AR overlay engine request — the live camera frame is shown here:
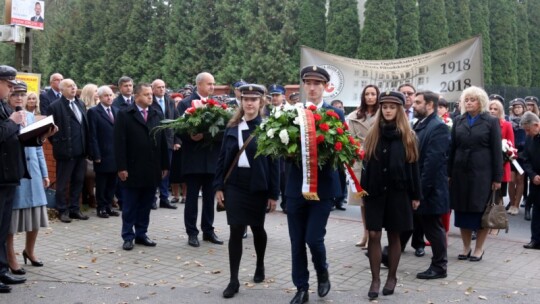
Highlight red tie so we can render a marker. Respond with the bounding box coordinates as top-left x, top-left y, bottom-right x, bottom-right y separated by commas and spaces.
142, 109, 148, 122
